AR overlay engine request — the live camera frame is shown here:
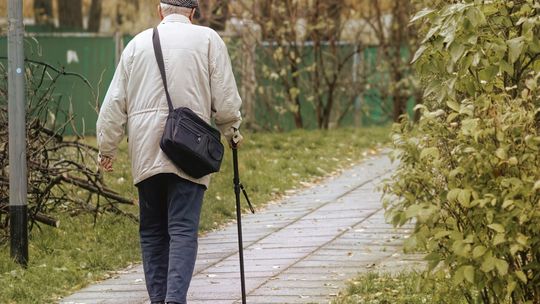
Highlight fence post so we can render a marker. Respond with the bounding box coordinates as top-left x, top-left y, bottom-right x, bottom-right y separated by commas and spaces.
114, 31, 124, 67
240, 21, 260, 129
8, 0, 29, 267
